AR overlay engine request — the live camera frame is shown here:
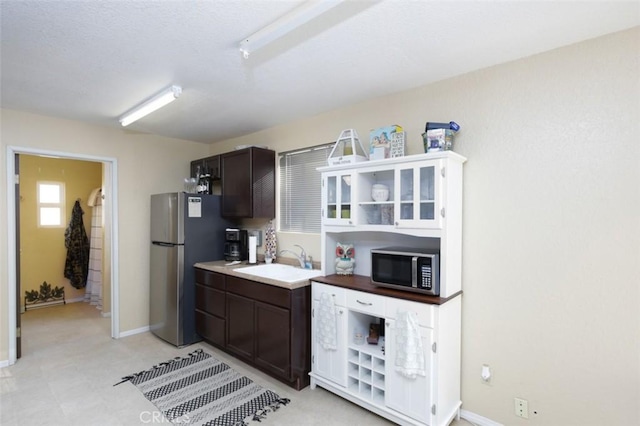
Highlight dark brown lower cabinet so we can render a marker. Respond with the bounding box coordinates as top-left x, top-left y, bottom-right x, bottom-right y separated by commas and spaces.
226, 292, 255, 360
254, 301, 290, 378
195, 268, 310, 390
195, 271, 226, 347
